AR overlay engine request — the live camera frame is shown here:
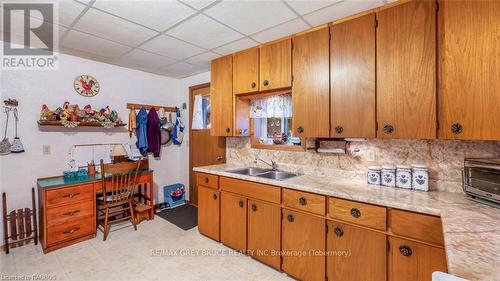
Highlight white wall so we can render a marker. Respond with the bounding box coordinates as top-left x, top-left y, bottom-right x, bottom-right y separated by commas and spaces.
0, 49, 208, 232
